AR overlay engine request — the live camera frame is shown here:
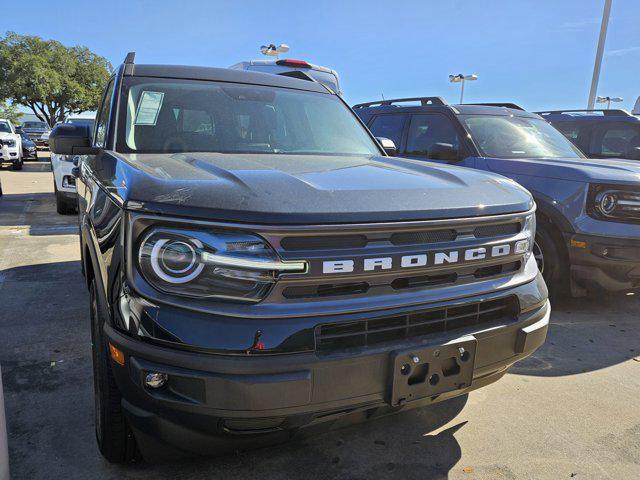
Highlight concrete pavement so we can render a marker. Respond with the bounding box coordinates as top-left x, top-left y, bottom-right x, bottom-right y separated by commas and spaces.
0, 155, 639, 479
